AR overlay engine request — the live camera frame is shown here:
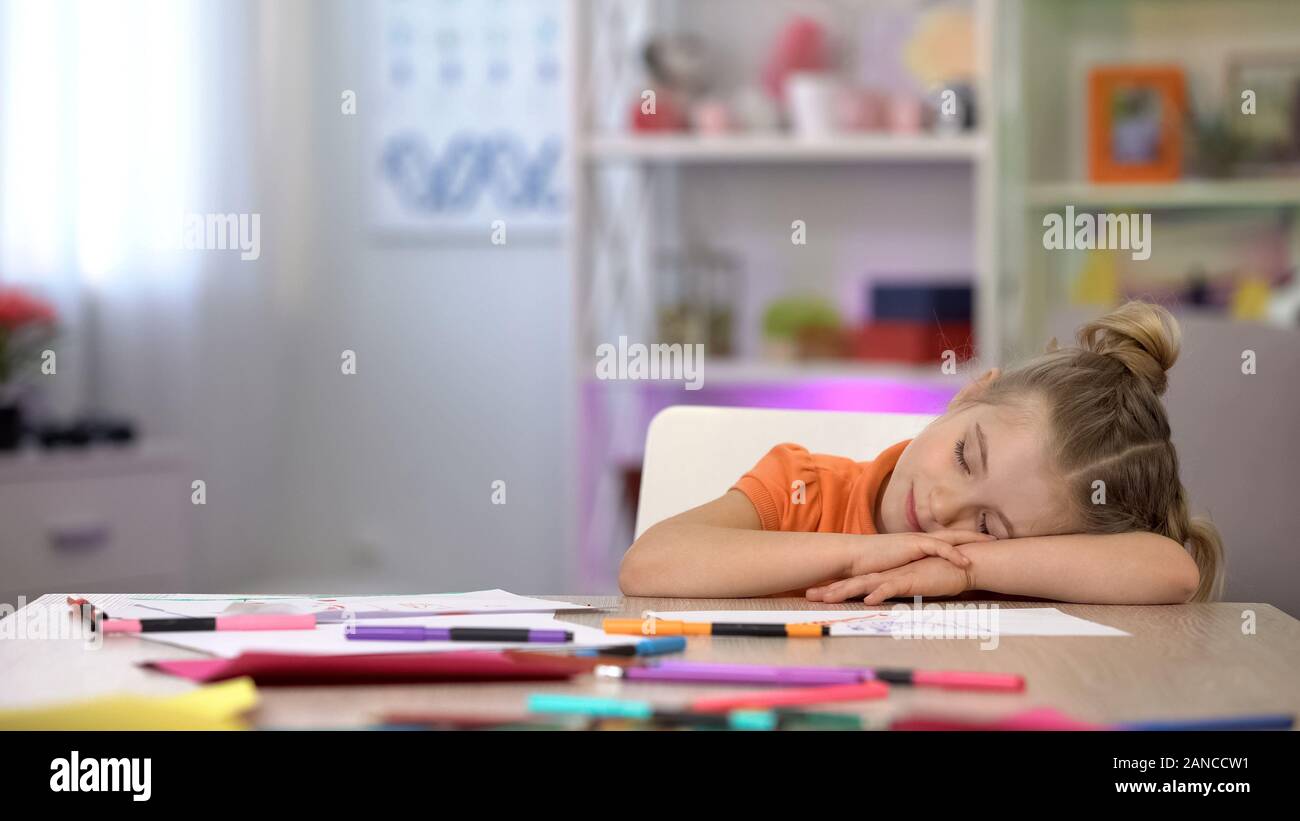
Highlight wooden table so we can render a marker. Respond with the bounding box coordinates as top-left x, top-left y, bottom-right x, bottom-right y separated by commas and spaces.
3, 597, 1298, 728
